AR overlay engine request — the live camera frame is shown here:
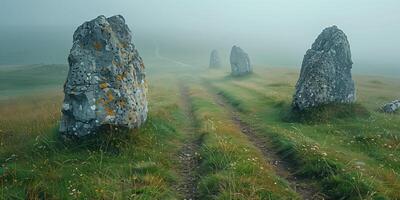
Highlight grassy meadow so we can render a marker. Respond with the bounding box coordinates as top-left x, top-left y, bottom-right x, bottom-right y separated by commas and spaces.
1, 60, 400, 199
